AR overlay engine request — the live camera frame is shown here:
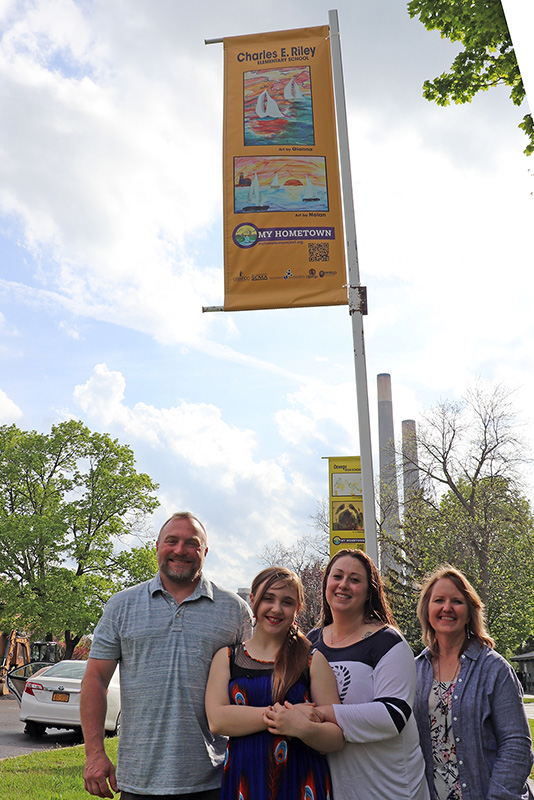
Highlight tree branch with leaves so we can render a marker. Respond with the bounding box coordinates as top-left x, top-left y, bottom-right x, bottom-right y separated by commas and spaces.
384, 384, 534, 654
408, 0, 533, 155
